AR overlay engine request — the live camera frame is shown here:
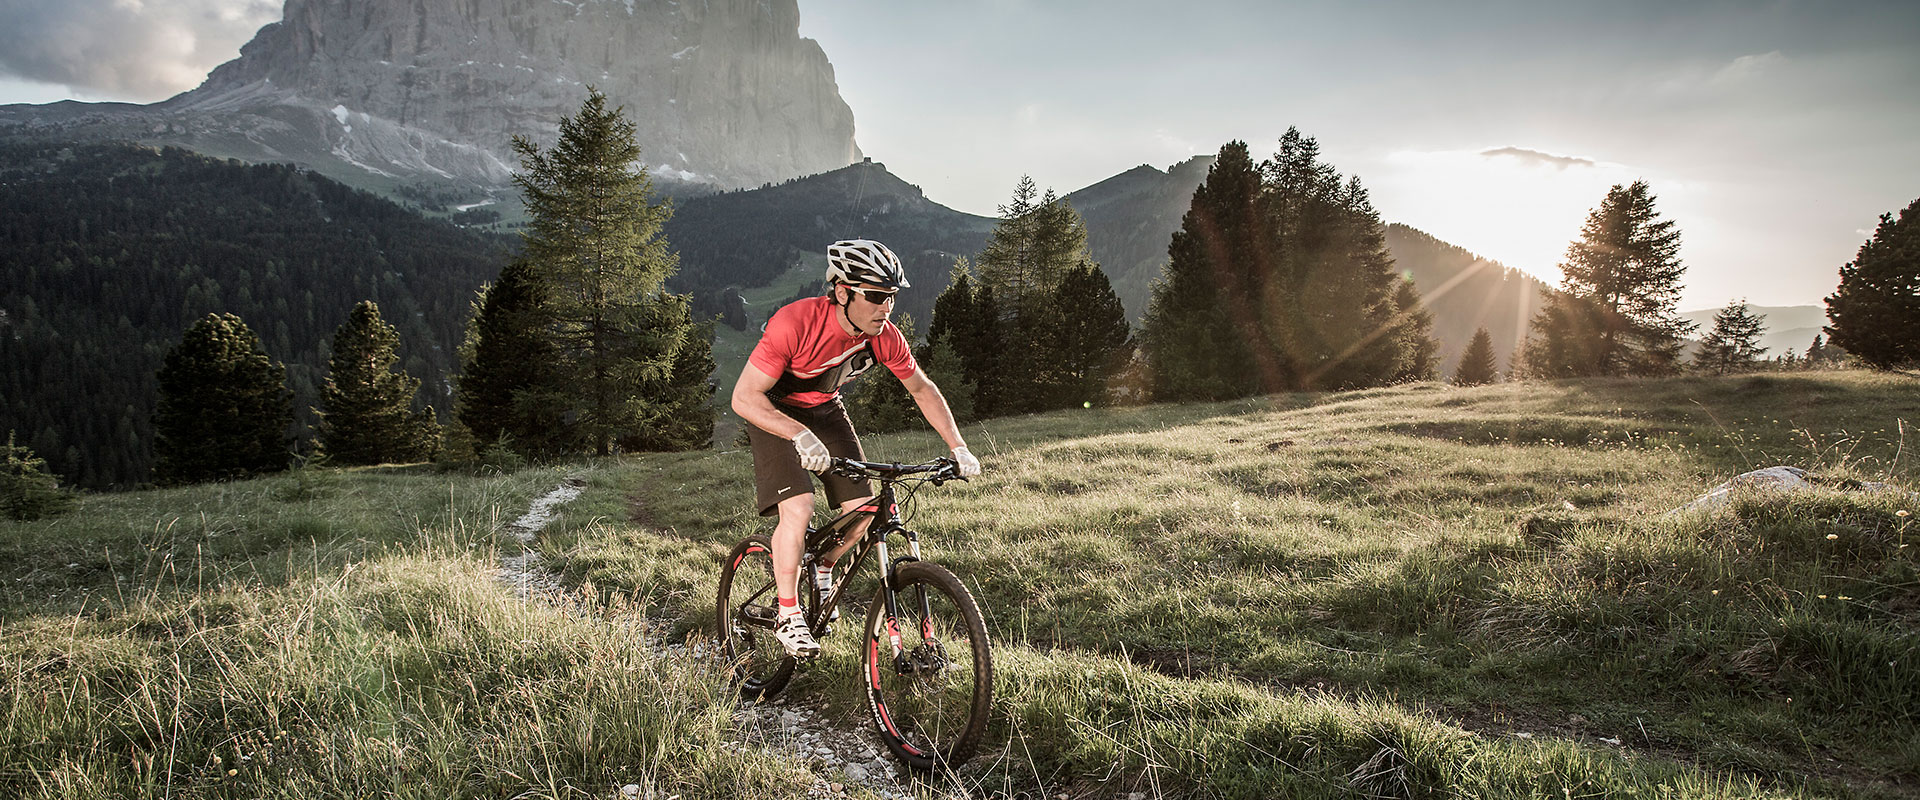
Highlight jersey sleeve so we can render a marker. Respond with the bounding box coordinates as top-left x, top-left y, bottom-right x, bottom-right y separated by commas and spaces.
874, 322, 919, 380
748, 304, 800, 378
